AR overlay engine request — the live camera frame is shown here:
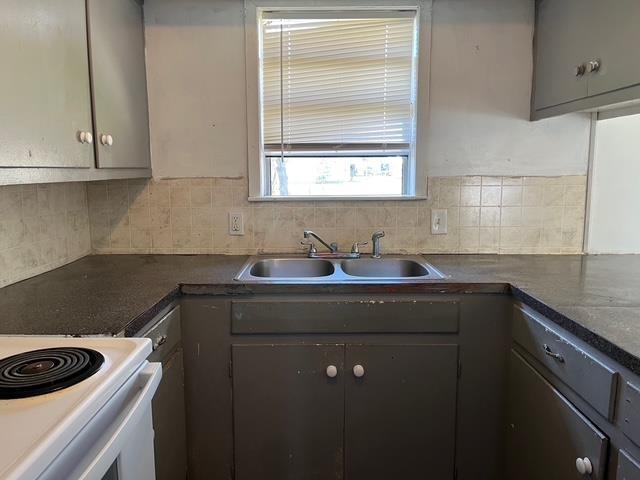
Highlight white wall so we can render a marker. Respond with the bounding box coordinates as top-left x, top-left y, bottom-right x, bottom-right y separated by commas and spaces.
587, 114, 640, 254
144, 0, 591, 179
